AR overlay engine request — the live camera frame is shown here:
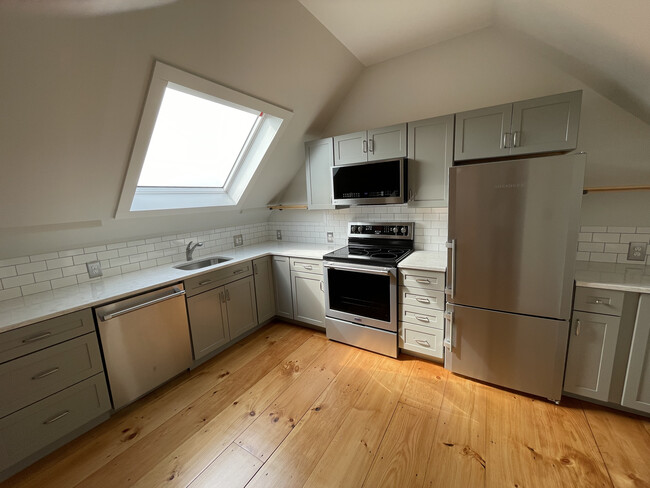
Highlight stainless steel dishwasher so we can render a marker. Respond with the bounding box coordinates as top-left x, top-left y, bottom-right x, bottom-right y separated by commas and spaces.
95, 284, 192, 410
